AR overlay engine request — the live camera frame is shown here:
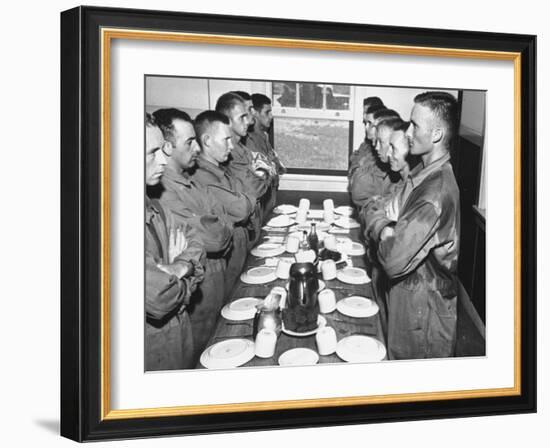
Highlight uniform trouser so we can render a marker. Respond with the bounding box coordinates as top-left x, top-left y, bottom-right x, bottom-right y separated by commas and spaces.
224, 227, 249, 298
188, 257, 226, 363
145, 311, 194, 371
369, 264, 388, 343
387, 284, 457, 360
